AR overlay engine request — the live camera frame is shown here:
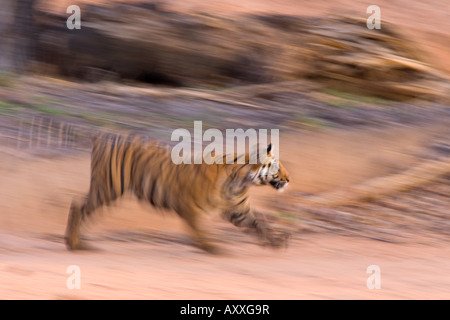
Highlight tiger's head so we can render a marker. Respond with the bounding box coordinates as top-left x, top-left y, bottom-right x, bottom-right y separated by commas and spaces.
249, 144, 290, 191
